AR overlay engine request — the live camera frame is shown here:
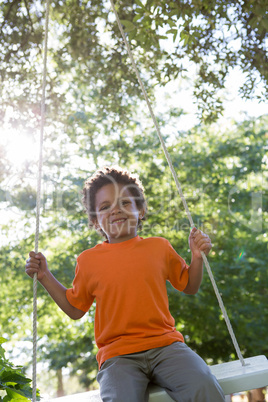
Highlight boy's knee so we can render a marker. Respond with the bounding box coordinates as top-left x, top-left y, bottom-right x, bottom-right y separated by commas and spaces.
195, 371, 225, 401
